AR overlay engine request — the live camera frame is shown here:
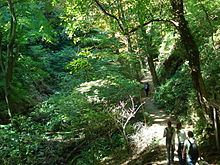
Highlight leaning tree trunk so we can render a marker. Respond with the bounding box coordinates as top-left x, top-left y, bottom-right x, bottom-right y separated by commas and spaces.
170, 0, 220, 150
170, 0, 209, 111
